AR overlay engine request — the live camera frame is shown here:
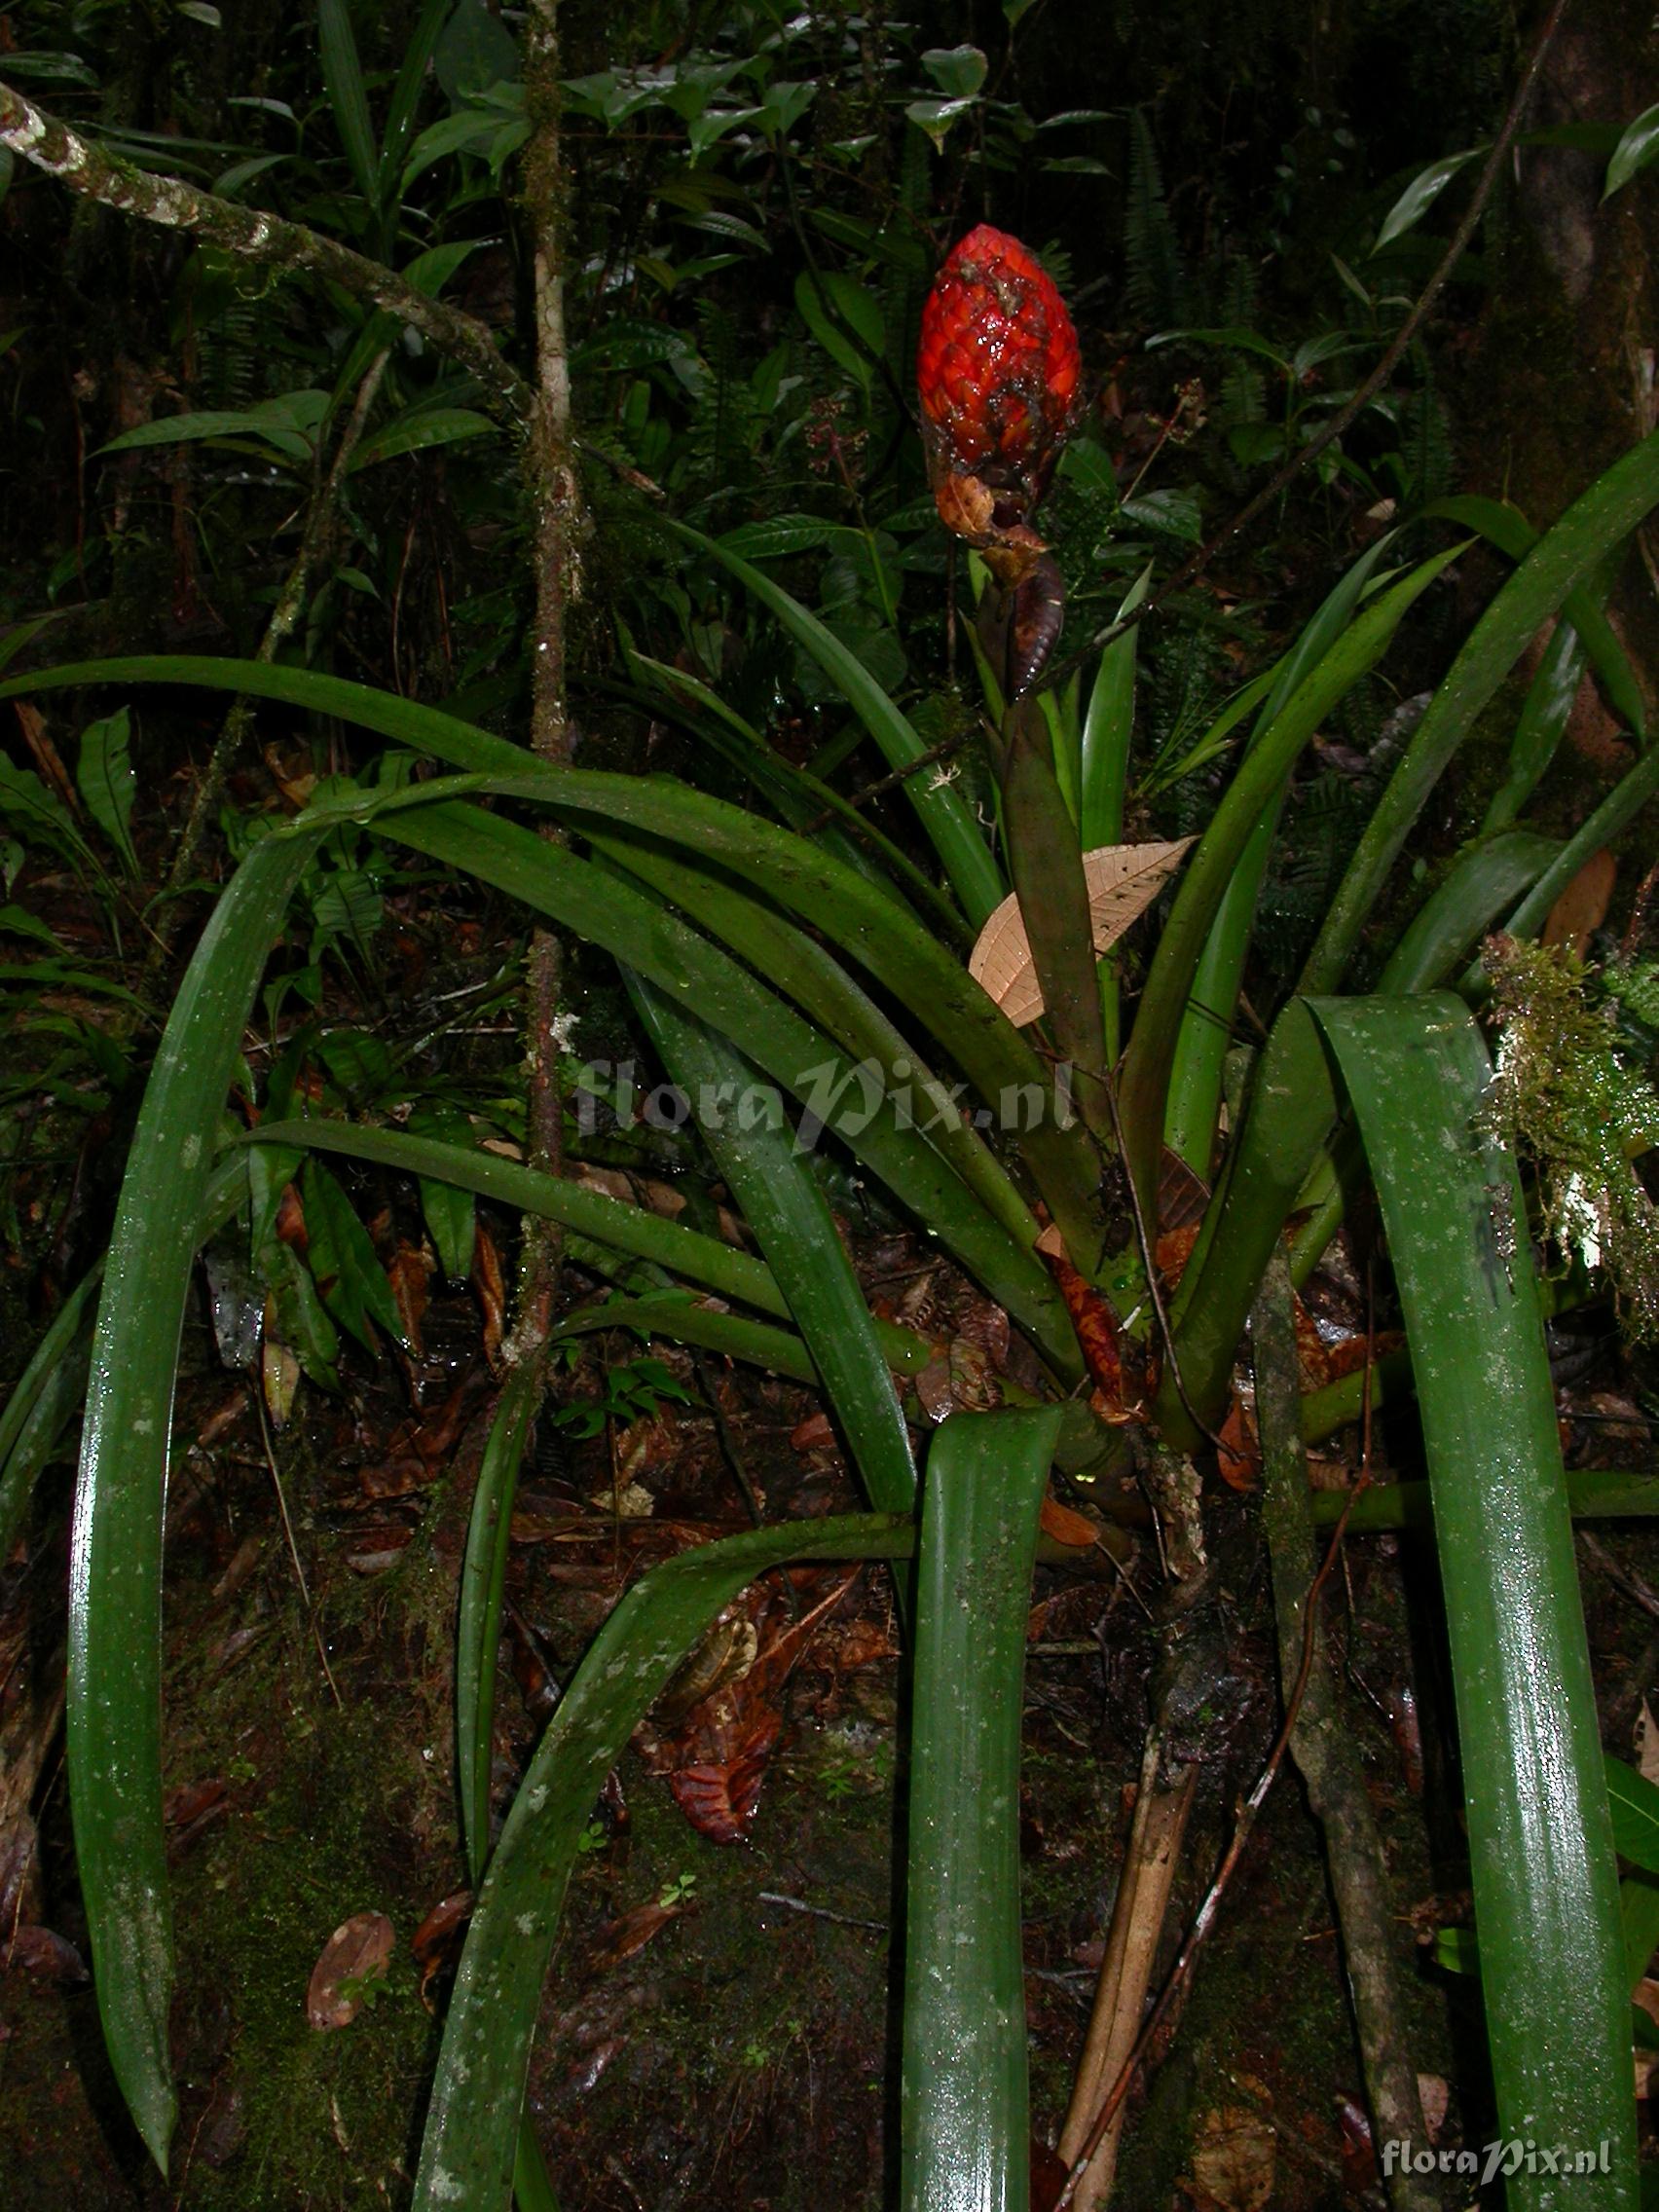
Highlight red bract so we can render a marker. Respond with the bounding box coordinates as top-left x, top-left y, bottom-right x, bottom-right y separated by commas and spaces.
916, 224, 1081, 501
